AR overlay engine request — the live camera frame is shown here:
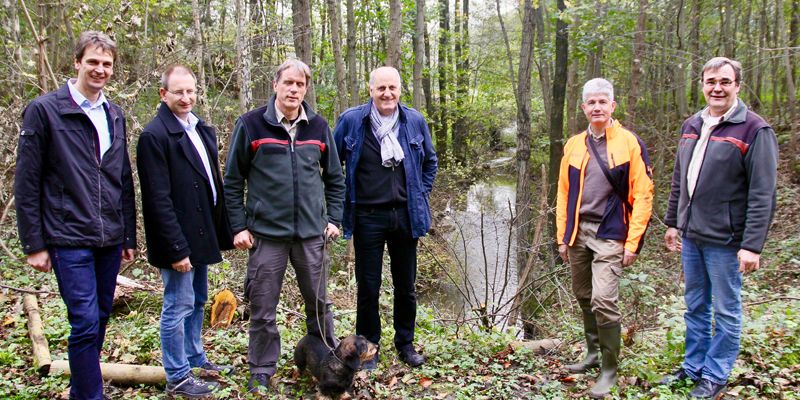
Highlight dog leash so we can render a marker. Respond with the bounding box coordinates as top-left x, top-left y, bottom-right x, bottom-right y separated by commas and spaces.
315, 234, 336, 354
